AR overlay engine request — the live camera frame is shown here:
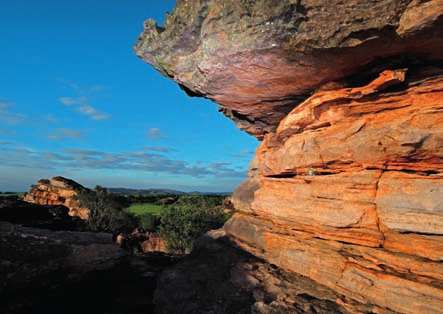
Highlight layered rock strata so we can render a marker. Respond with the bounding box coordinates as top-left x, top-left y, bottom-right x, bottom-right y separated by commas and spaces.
135, 0, 443, 139
229, 70, 443, 314
136, 0, 443, 313
23, 176, 89, 218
